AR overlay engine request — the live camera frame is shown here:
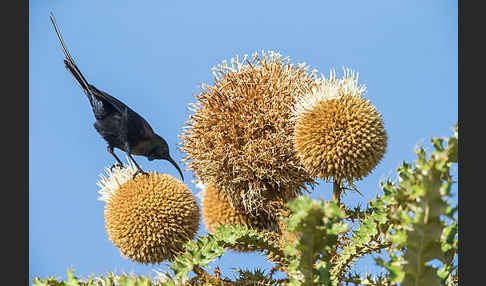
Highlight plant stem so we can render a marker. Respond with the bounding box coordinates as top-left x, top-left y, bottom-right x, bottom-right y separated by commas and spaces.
333, 178, 342, 205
